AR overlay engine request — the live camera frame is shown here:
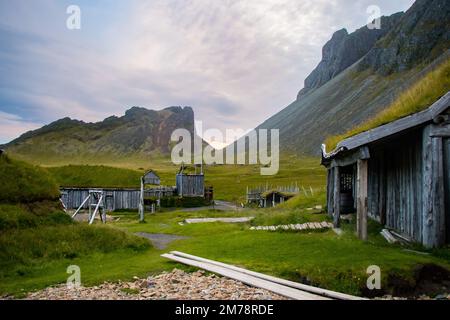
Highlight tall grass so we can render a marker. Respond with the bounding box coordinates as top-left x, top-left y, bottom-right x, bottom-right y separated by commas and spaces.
325, 58, 450, 151
0, 155, 59, 203
48, 165, 143, 188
